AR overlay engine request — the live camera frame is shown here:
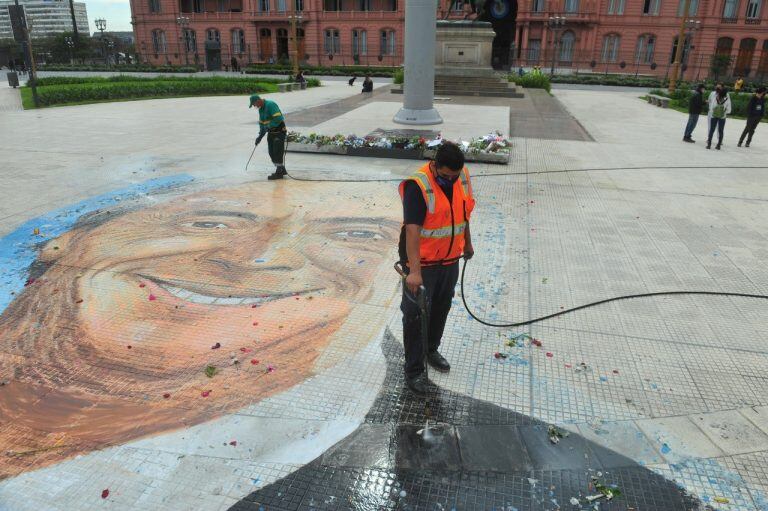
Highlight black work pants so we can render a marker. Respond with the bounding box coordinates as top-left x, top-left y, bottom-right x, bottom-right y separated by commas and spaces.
739, 117, 761, 145
267, 129, 286, 165
401, 262, 459, 379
